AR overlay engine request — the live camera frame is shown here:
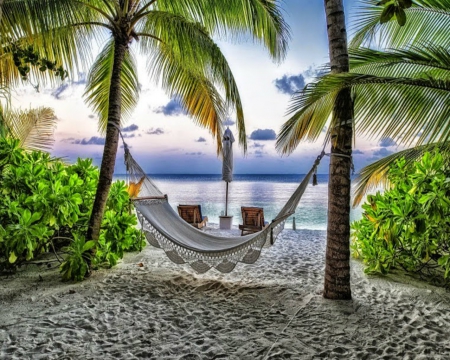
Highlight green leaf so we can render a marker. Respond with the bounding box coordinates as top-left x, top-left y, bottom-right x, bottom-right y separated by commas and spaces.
49, 215, 56, 226
380, 4, 396, 23
395, 7, 407, 26
9, 252, 17, 263
82, 240, 96, 252
30, 211, 42, 223
398, 0, 413, 9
